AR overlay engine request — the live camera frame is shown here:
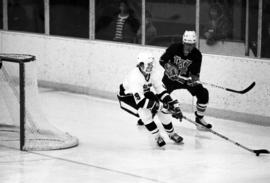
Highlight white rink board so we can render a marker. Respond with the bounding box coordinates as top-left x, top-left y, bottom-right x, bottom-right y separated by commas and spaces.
0, 31, 270, 120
